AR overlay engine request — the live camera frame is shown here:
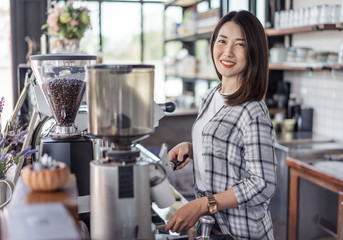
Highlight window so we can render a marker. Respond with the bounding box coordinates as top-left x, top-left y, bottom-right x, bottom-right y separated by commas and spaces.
79, 1, 100, 55
256, 0, 266, 27
101, 2, 141, 63
70, 0, 166, 101
143, 3, 164, 101
0, 0, 12, 128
